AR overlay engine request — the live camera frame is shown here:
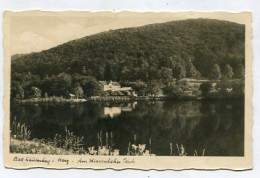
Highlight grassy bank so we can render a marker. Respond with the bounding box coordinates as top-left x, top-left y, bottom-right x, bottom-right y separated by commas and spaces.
10, 121, 205, 156
10, 138, 73, 155
14, 97, 87, 103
